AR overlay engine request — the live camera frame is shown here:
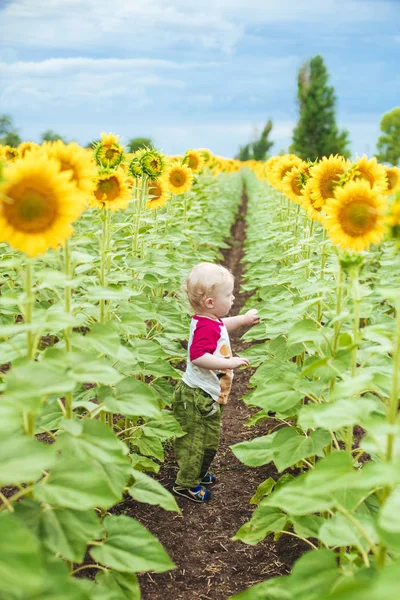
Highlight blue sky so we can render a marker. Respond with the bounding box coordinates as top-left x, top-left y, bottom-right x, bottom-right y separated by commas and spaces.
0, 0, 399, 158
